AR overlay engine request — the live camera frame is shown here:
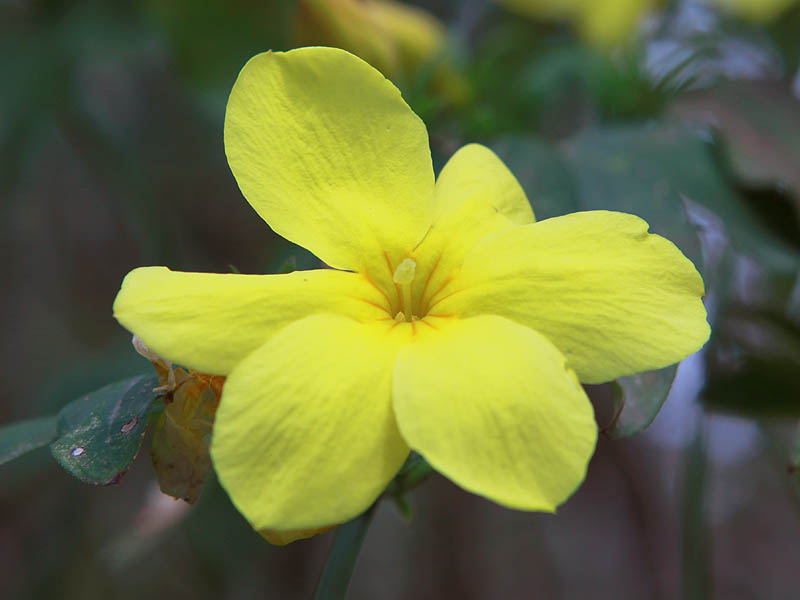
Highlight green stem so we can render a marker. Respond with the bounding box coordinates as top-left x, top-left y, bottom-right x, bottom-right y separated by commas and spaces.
681, 421, 711, 600
312, 504, 377, 600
